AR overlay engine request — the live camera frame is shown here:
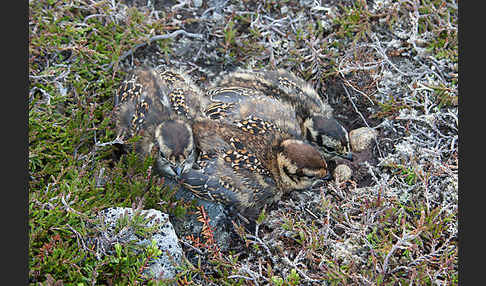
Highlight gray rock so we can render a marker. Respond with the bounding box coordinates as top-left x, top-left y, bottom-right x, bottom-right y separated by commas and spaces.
349, 127, 378, 153
165, 180, 232, 252
97, 207, 183, 280
333, 164, 353, 182
193, 0, 203, 8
